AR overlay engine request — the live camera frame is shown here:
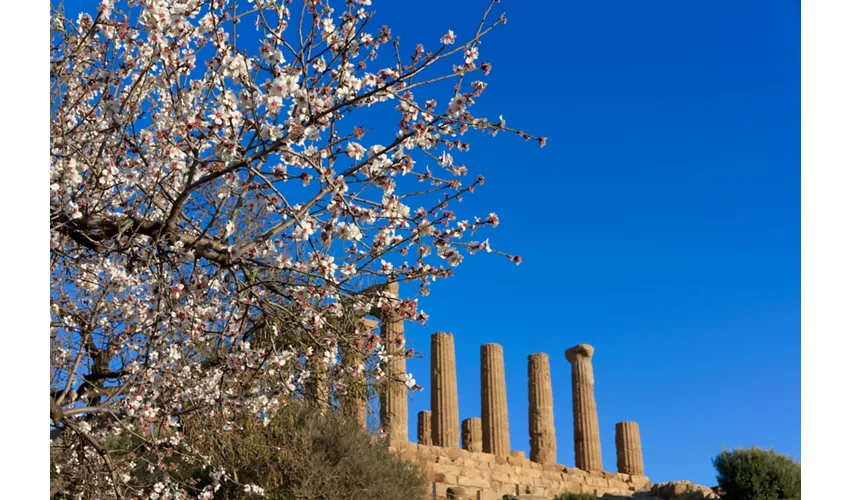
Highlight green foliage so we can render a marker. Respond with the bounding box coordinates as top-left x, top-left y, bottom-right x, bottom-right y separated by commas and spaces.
712, 447, 801, 500
553, 492, 597, 500
180, 403, 428, 500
